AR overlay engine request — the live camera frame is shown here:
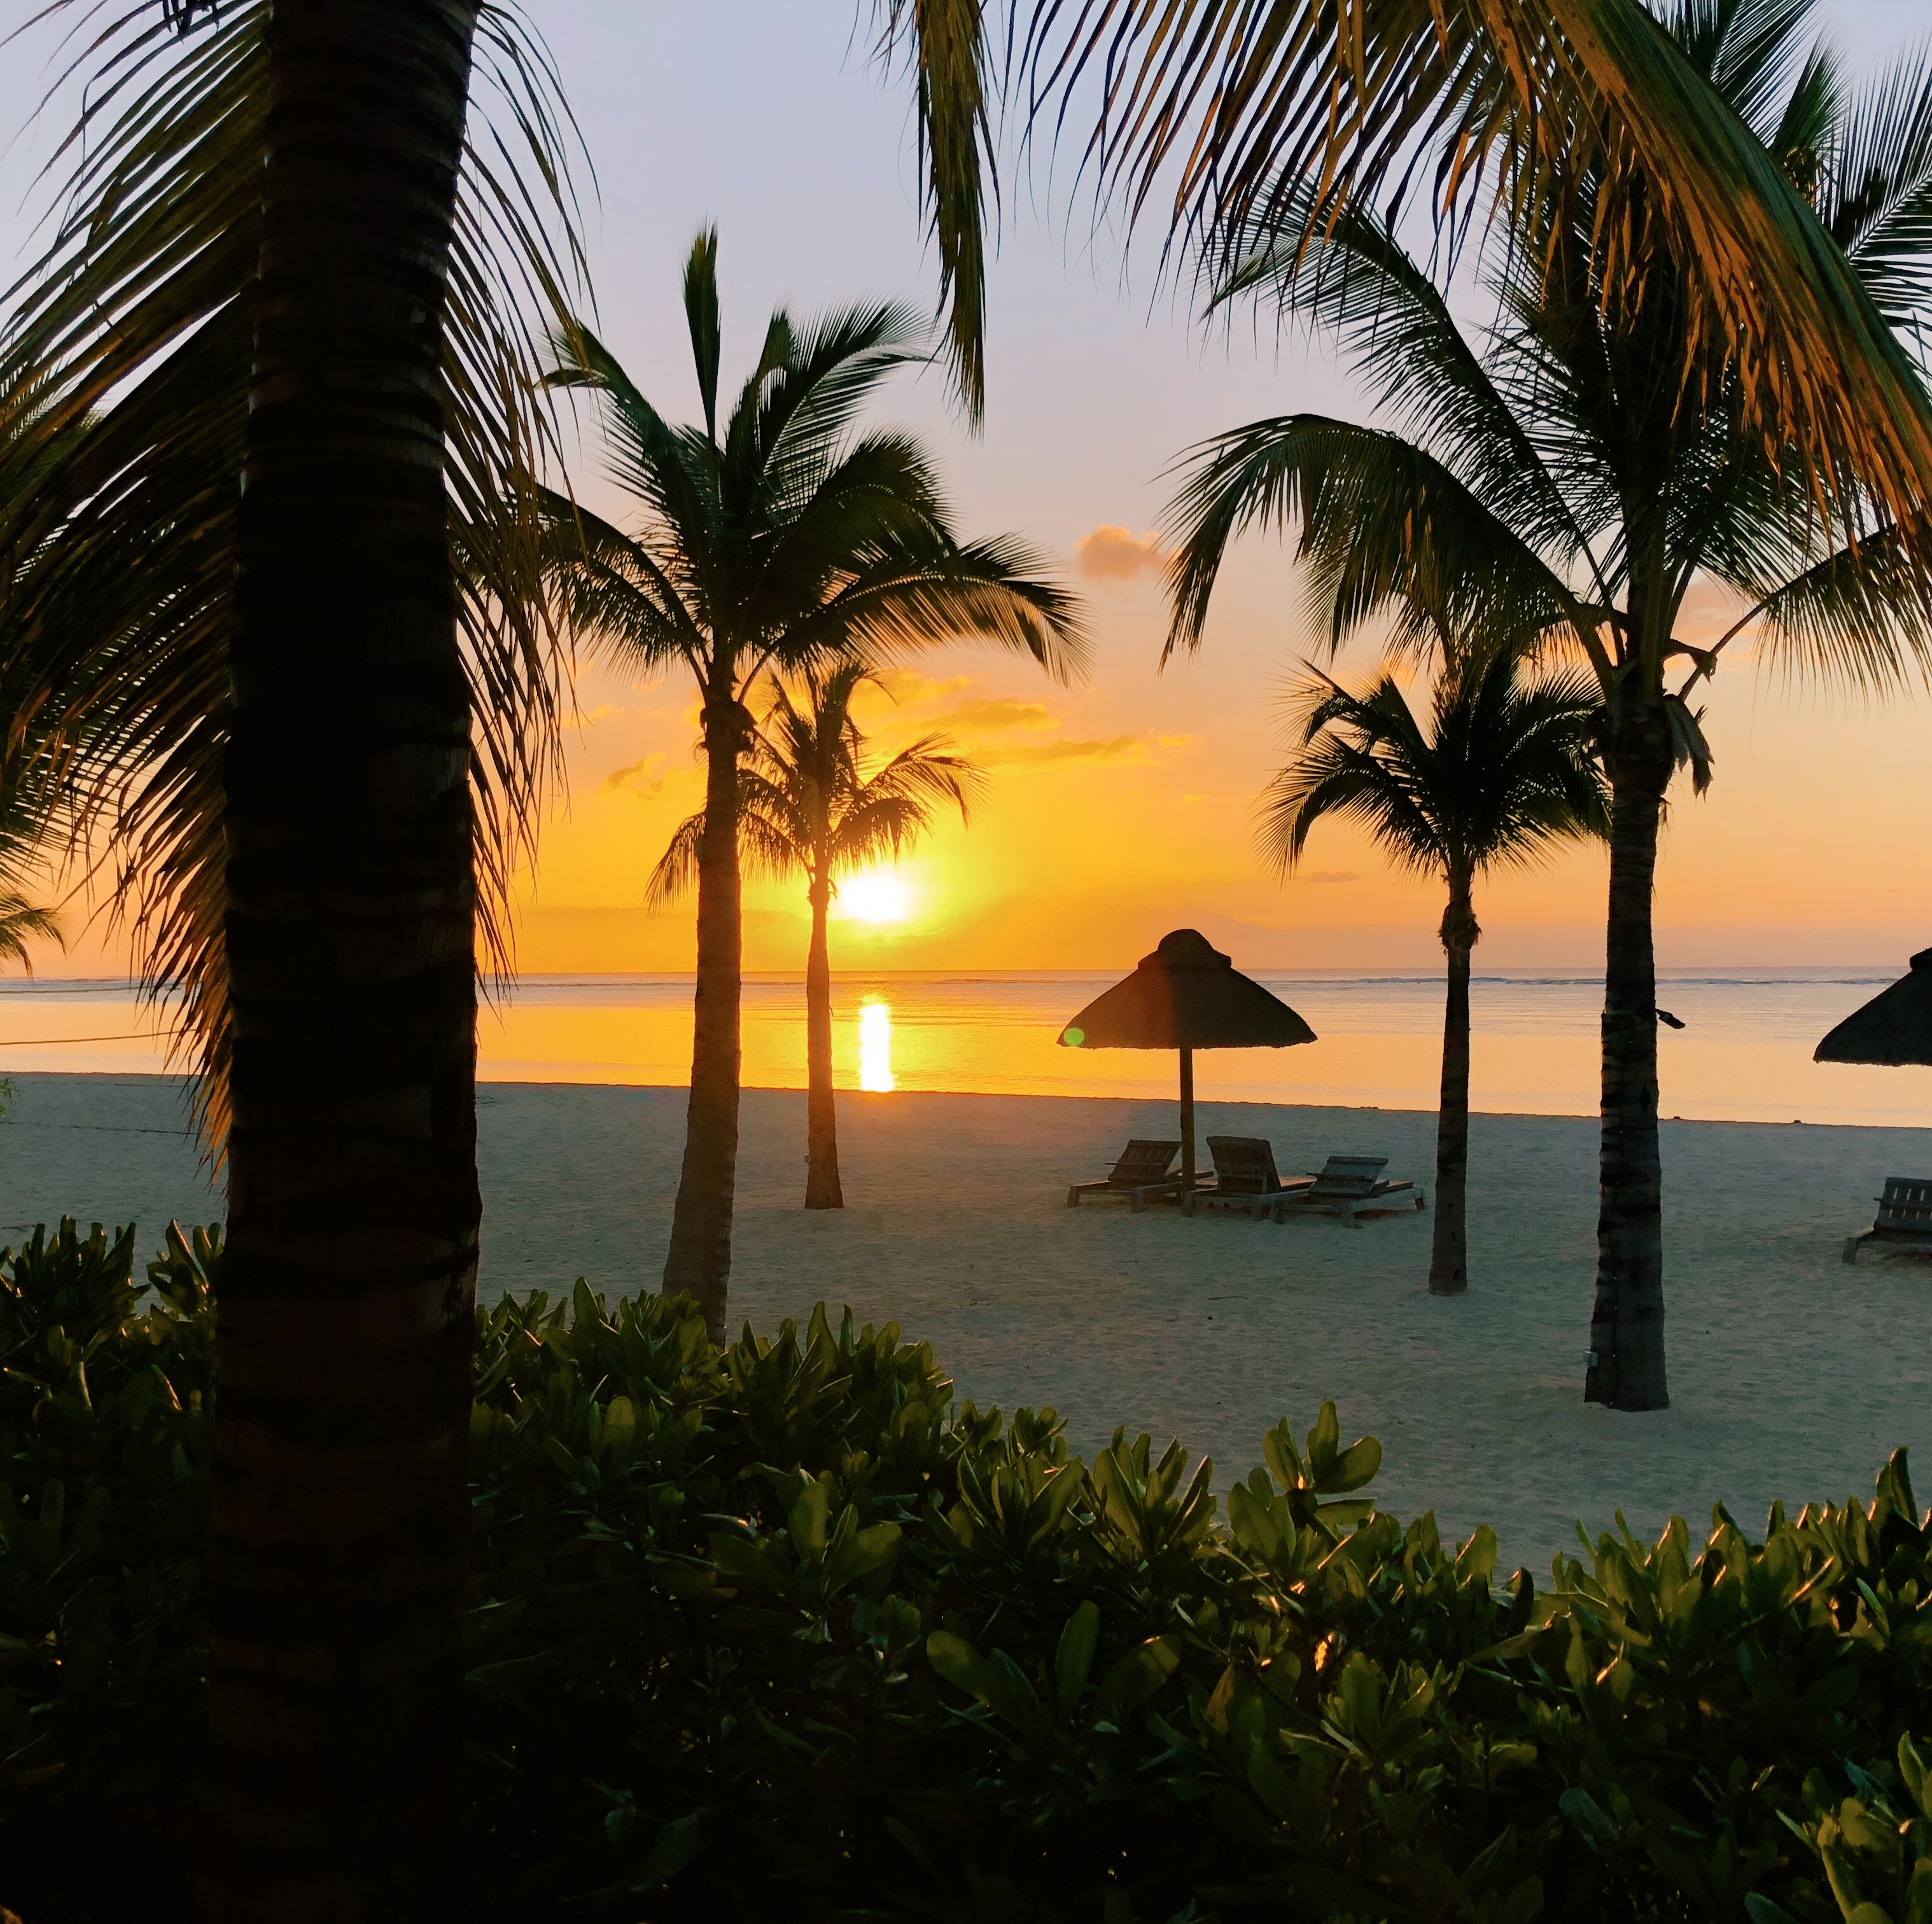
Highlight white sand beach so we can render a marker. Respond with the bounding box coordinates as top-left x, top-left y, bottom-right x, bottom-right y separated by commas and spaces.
4, 1070, 1928, 1574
